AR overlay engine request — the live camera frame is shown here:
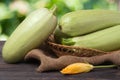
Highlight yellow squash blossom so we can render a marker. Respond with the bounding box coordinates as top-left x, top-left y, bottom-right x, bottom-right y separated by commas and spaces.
60, 63, 116, 75
60, 63, 94, 74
